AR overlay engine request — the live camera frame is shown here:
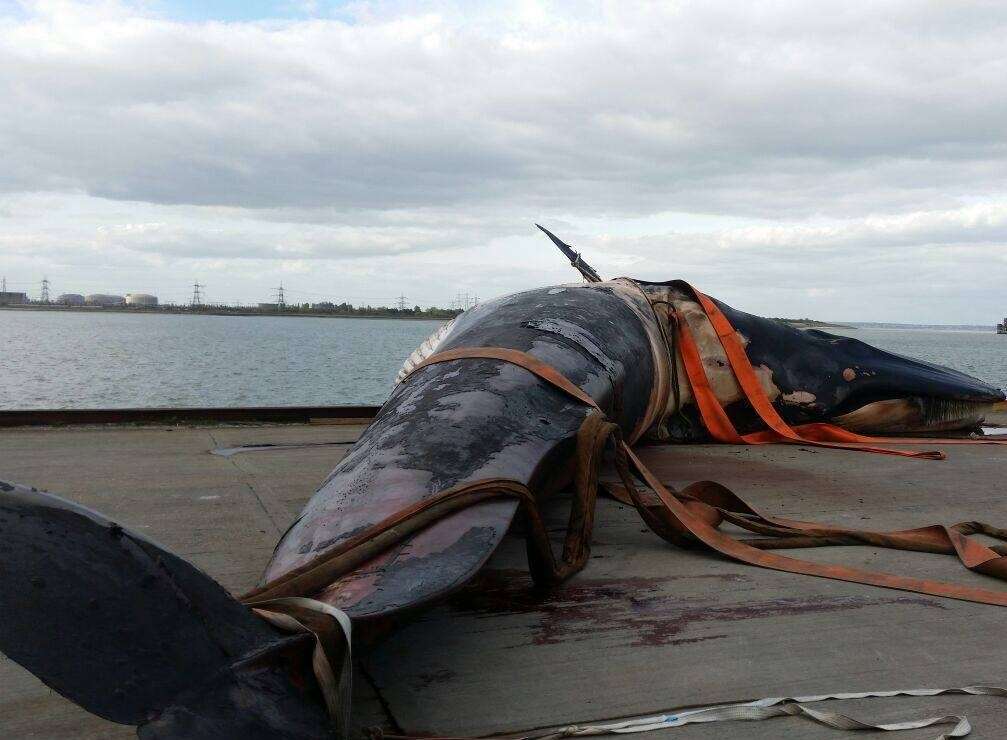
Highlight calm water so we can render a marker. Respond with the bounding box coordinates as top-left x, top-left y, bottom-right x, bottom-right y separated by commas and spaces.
1, 312, 1005, 409
0, 312, 445, 409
